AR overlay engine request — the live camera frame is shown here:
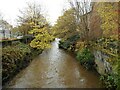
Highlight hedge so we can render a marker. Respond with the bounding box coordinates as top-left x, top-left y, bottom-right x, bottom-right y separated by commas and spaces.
2, 42, 42, 85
